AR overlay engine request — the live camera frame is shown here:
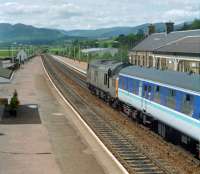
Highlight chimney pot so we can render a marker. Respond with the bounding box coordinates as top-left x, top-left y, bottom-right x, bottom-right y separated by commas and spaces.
165, 22, 174, 34
148, 24, 156, 35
